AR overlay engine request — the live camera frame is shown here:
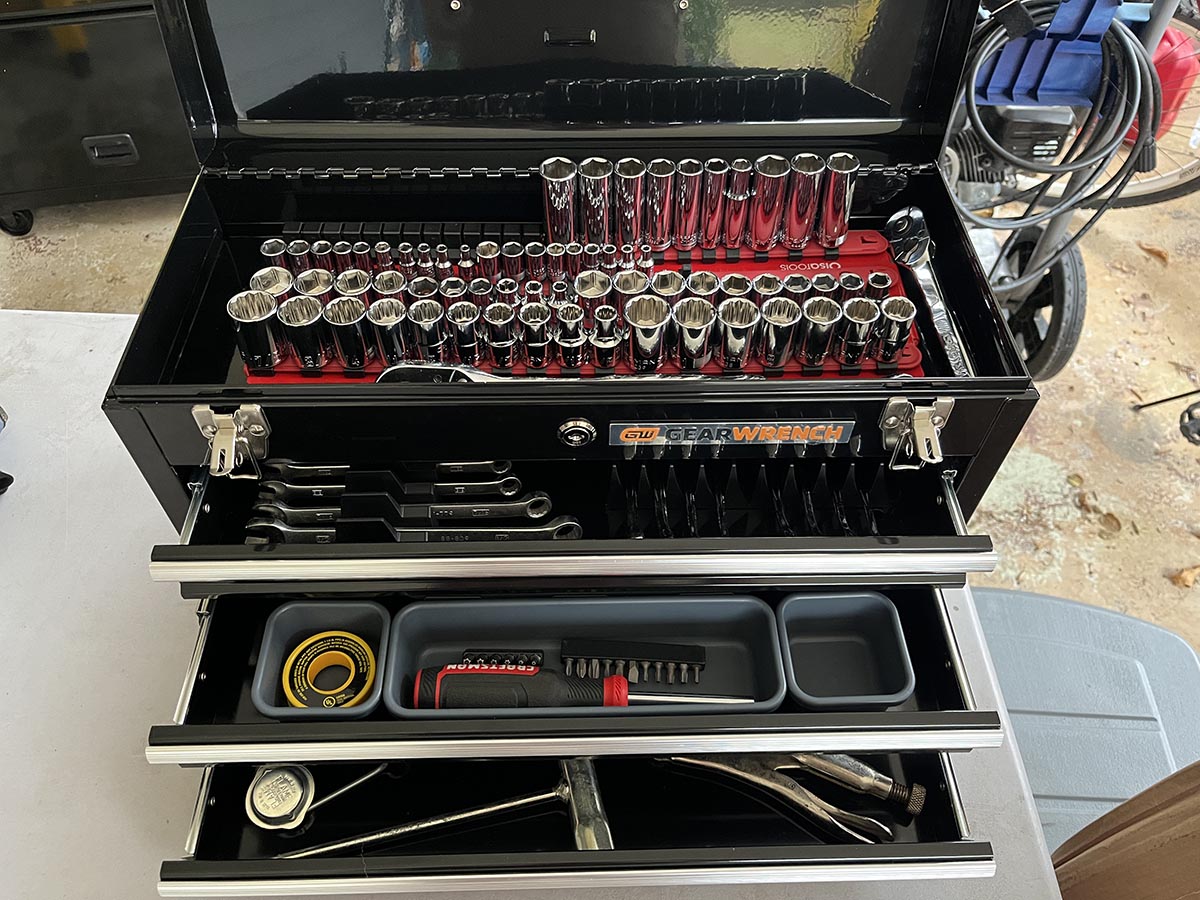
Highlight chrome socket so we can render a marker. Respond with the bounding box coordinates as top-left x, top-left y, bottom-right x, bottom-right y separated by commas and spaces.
367, 297, 408, 364
720, 272, 753, 302
651, 269, 686, 305
750, 272, 783, 306
579, 157, 613, 245
672, 296, 717, 369
839, 271, 866, 298
866, 271, 894, 300
260, 238, 288, 270
406, 275, 440, 310
624, 294, 672, 372
372, 270, 406, 301
583, 242, 601, 271
277, 295, 330, 370
810, 272, 841, 303
323, 296, 374, 368
614, 157, 646, 246
758, 296, 802, 367
434, 245, 454, 282
227, 290, 287, 370
546, 242, 567, 281
285, 239, 312, 273
835, 297, 881, 366
467, 277, 493, 306
548, 279, 572, 310
645, 159, 676, 252
519, 302, 553, 368
818, 152, 860, 249
636, 243, 655, 279
873, 295, 917, 362
334, 268, 372, 303
783, 153, 825, 250
396, 242, 417, 279
525, 242, 548, 281
574, 269, 612, 316
722, 158, 753, 249
500, 241, 525, 283
700, 158, 730, 250
352, 241, 373, 272
372, 241, 393, 271
331, 241, 354, 273
293, 268, 334, 305
456, 244, 476, 281
672, 158, 704, 251
523, 280, 546, 305
612, 269, 651, 309
782, 273, 812, 302
797, 296, 843, 366
416, 243, 436, 279
408, 297, 449, 361
565, 241, 585, 278
446, 300, 483, 364
600, 243, 619, 277
249, 266, 293, 303
495, 277, 521, 307
684, 270, 721, 303
747, 154, 790, 251
590, 304, 623, 367
310, 240, 334, 270
483, 301, 518, 366
476, 240, 501, 281
619, 244, 636, 271
554, 303, 589, 367
439, 276, 468, 309
716, 298, 761, 370
540, 156, 578, 245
